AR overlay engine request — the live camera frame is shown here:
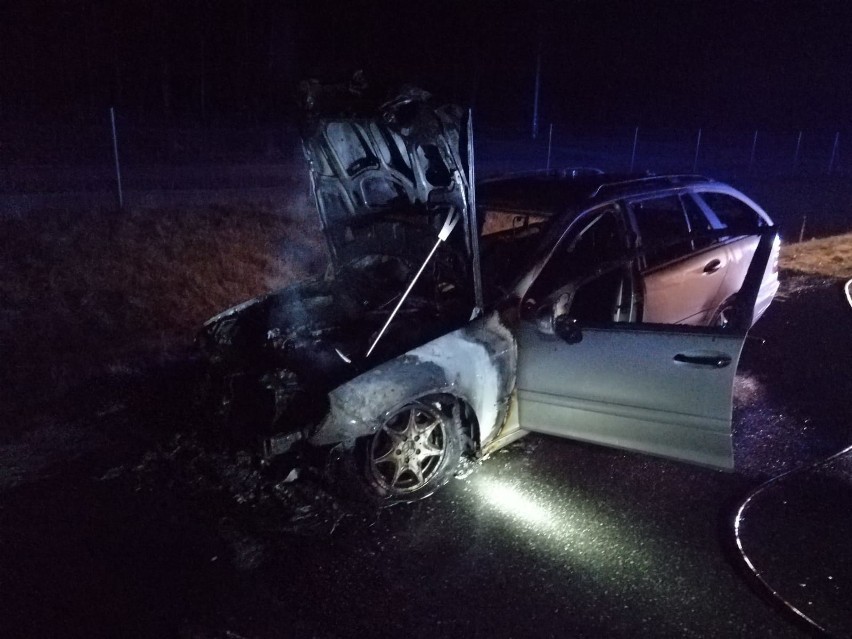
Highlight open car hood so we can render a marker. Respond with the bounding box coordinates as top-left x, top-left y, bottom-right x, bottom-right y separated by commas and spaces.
299, 80, 475, 287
